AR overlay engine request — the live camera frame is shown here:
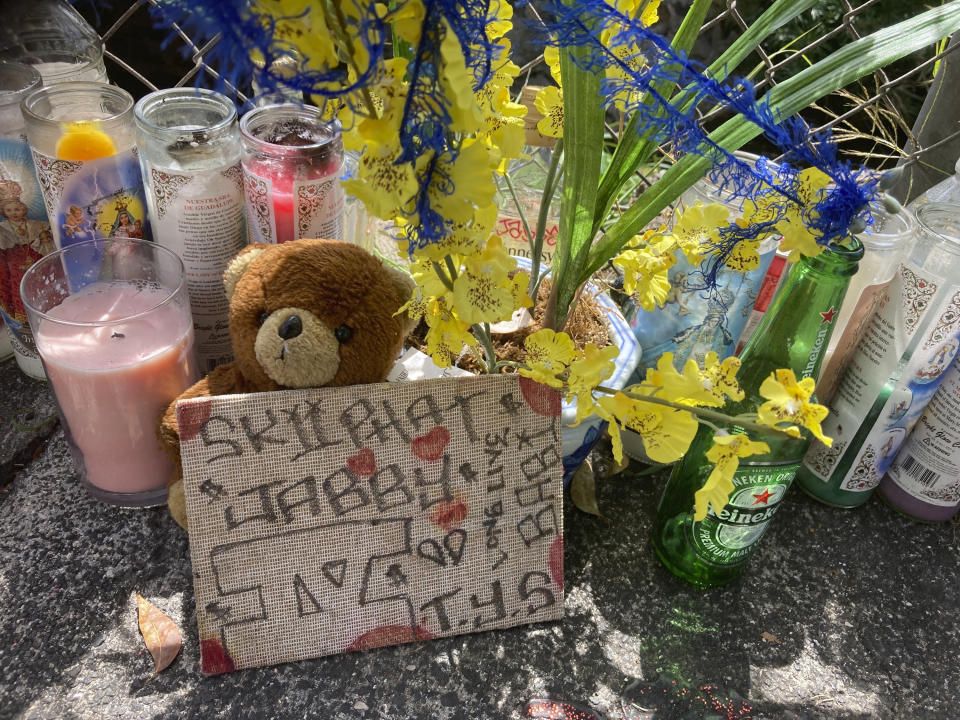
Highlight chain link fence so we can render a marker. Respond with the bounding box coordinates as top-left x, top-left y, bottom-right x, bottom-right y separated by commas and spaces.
84, 0, 960, 199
